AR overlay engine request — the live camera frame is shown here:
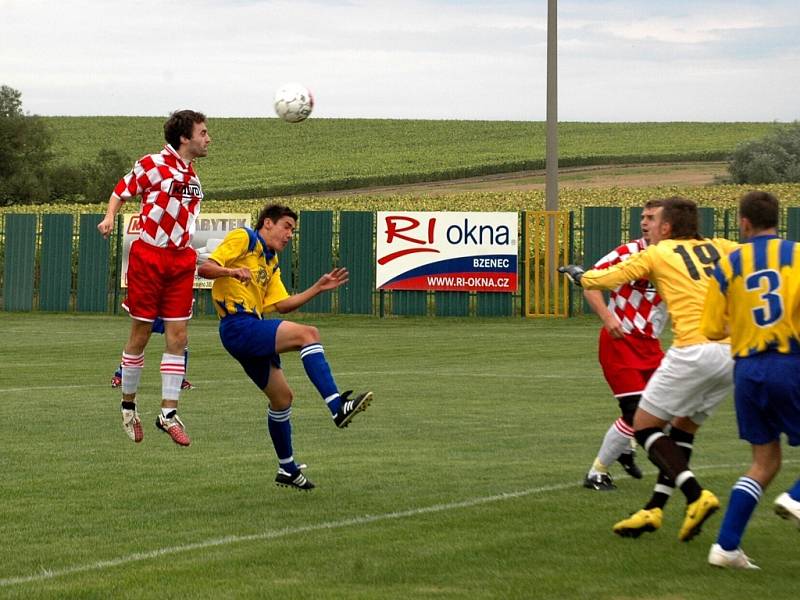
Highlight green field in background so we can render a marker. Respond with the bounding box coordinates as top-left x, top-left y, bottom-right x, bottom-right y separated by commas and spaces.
45, 118, 782, 199
1, 312, 797, 599
6, 182, 800, 217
